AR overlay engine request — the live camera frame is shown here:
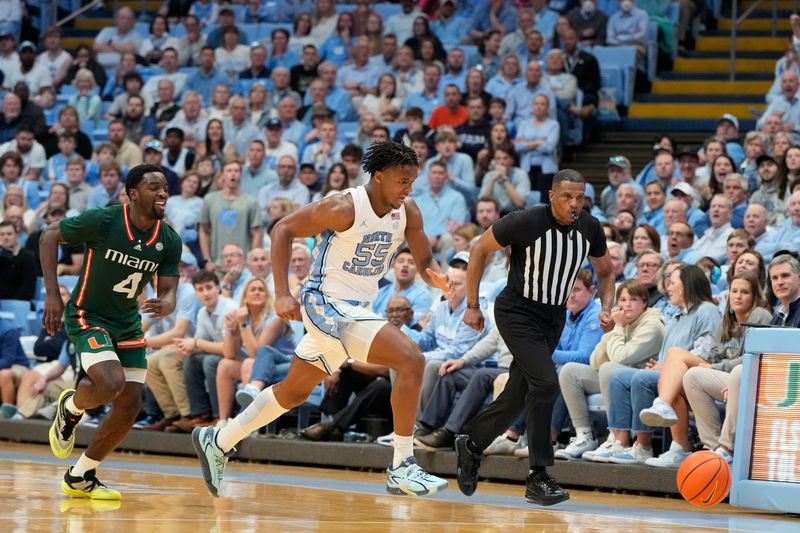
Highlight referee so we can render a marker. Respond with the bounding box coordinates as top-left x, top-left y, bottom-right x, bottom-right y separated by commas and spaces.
455, 169, 615, 505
